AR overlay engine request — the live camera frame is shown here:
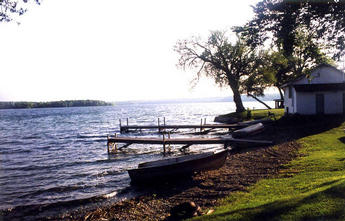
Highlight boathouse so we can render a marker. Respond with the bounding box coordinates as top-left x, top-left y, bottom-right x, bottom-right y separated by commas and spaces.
282, 64, 345, 115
